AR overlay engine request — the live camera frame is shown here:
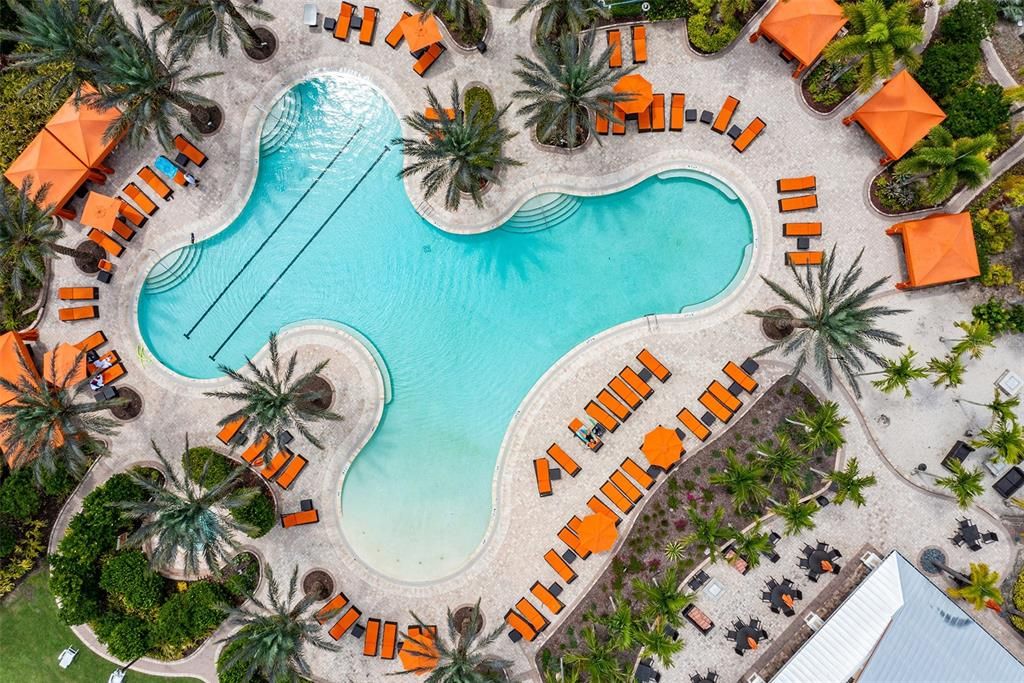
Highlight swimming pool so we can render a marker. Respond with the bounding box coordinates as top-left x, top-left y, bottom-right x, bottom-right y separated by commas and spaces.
137, 74, 754, 582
